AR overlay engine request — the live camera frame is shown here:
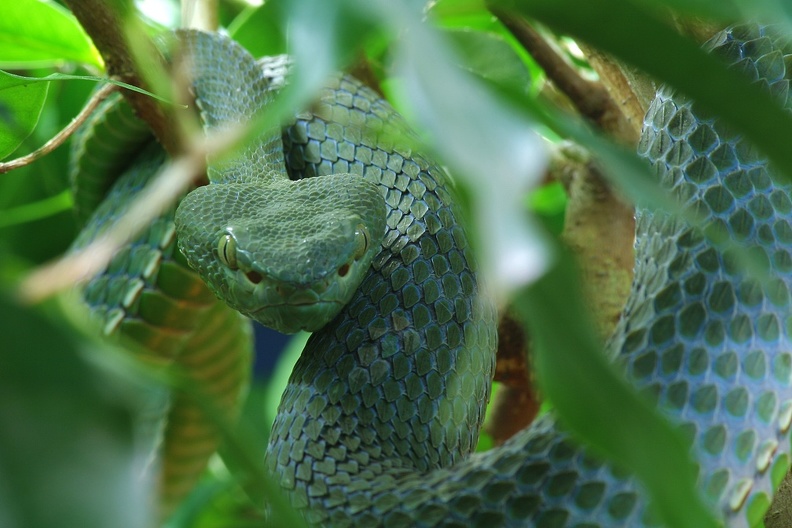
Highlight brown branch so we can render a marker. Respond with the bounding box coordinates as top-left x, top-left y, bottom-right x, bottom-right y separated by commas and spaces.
0, 83, 117, 174
577, 43, 655, 134
479, 8, 638, 443
62, 0, 181, 154
554, 144, 634, 338
672, 16, 720, 44
484, 143, 636, 445
485, 311, 540, 445
490, 7, 638, 145
348, 55, 385, 98
182, 0, 219, 31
